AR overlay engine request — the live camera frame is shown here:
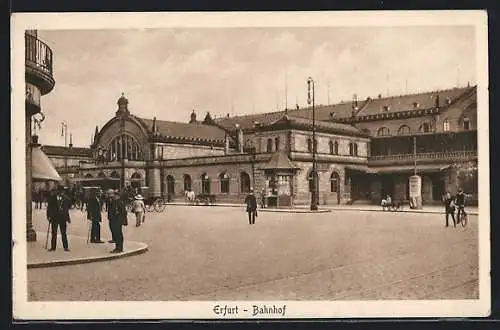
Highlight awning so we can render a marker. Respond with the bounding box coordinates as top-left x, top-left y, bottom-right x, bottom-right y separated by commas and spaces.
344, 165, 376, 173
371, 164, 451, 174
32, 146, 62, 181
260, 151, 300, 170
